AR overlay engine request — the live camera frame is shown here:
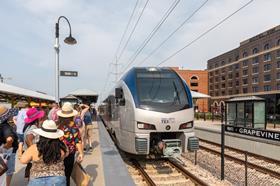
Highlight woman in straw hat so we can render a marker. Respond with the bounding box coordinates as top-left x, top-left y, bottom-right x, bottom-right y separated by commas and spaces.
57, 102, 84, 186
20, 120, 68, 186
0, 105, 19, 186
